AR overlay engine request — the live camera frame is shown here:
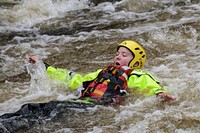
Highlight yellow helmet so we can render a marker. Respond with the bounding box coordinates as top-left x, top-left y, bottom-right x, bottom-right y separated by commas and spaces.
117, 40, 146, 69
